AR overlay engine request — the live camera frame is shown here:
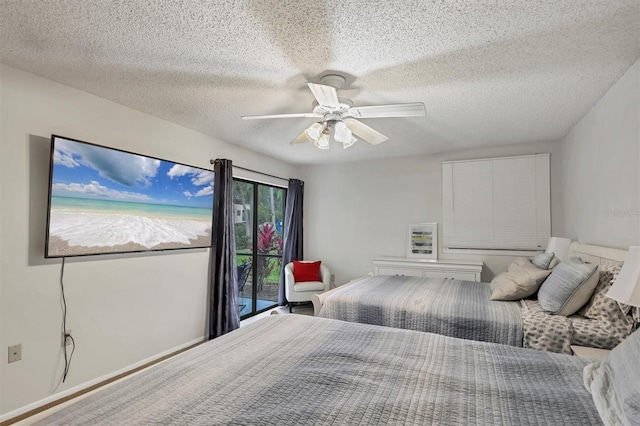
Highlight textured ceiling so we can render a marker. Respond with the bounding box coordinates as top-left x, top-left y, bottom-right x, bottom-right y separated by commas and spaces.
1, 1, 638, 165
